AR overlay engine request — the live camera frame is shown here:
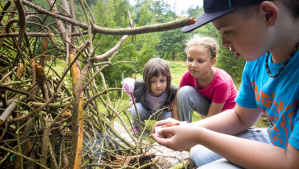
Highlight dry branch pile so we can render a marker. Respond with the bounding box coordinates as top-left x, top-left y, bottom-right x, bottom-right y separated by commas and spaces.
0, 0, 195, 168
